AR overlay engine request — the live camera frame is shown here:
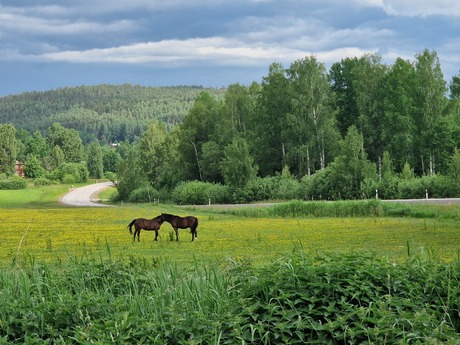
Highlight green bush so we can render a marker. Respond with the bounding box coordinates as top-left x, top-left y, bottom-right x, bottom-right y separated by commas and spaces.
377, 175, 399, 199
244, 177, 275, 201
229, 175, 302, 203
62, 173, 76, 184
302, 167, 460, 201
300, 168, 335, 200
171, 181, 230, 204
33, 177, 53, 186
128, 186, 159, 203
0, 177, 27, 190
49, 162, 89, 183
